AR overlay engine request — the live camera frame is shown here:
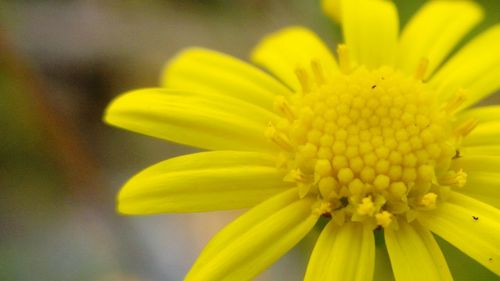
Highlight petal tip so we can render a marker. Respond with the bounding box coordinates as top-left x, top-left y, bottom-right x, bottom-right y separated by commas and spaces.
160, 47, 213, 86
